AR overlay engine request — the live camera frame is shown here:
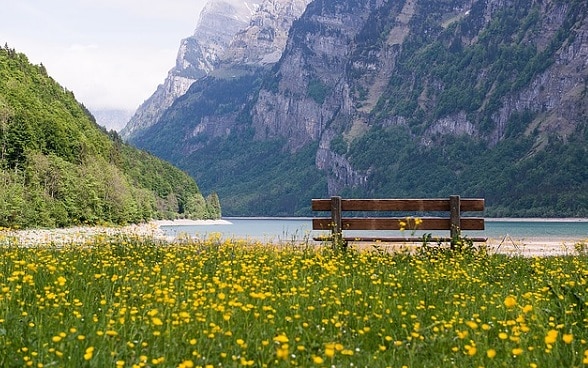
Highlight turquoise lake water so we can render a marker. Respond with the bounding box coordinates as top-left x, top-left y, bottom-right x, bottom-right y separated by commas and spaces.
160, 218, 588, 242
